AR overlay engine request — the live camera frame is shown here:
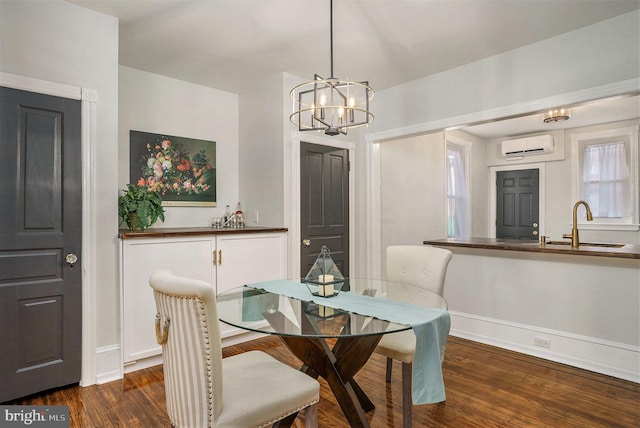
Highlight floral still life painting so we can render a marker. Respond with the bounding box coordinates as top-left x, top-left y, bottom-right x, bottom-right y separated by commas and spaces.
129, 130, 216, 206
